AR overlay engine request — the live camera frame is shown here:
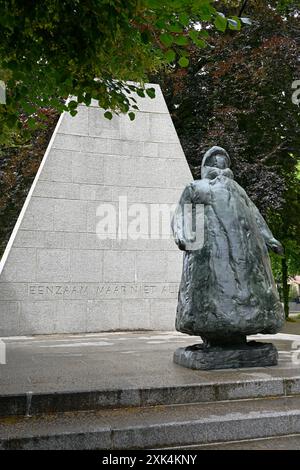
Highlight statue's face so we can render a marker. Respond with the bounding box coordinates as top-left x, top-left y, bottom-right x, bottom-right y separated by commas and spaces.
212, 155, 227, 169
